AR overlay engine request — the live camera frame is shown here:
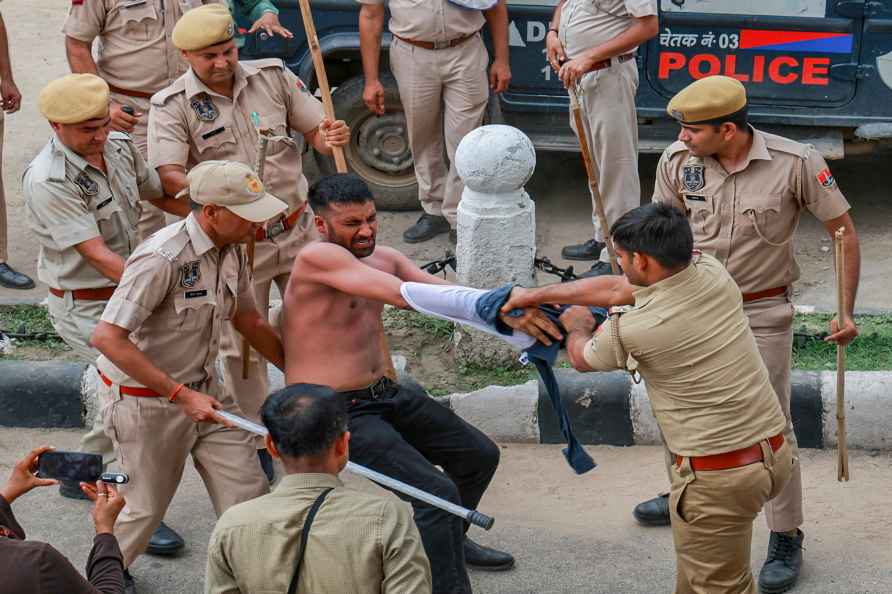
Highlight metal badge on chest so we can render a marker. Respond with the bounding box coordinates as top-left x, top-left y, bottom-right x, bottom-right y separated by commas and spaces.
190, 94, 219, 122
